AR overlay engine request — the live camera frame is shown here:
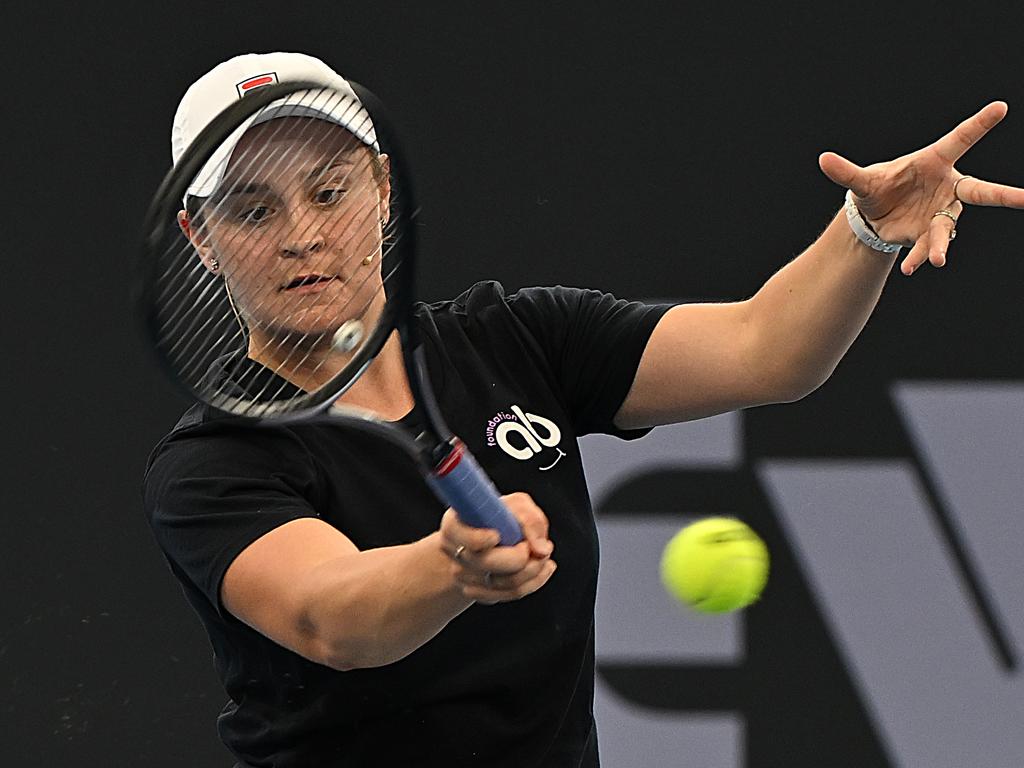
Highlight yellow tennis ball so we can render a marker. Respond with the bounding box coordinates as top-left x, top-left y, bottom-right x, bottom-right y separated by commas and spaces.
659, 517, 769, 613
